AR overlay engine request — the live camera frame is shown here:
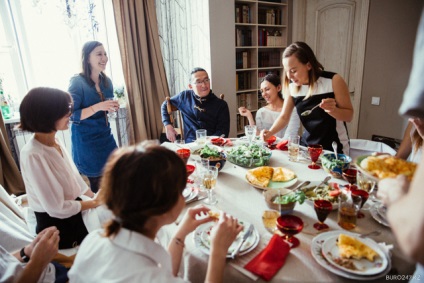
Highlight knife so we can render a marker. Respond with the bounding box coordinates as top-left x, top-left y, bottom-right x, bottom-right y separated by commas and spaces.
231, 224, 254, 259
